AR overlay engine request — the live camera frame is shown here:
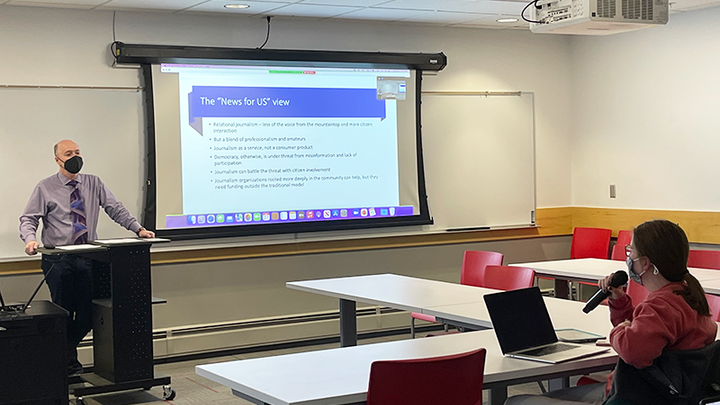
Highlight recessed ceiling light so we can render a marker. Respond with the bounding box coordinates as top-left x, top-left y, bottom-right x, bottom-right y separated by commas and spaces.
496, 18, 519, 23
224, 4, 250, 9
